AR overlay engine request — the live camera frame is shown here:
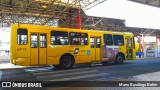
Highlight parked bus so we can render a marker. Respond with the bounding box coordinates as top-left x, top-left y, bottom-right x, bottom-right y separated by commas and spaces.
10, 24, 136, 68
